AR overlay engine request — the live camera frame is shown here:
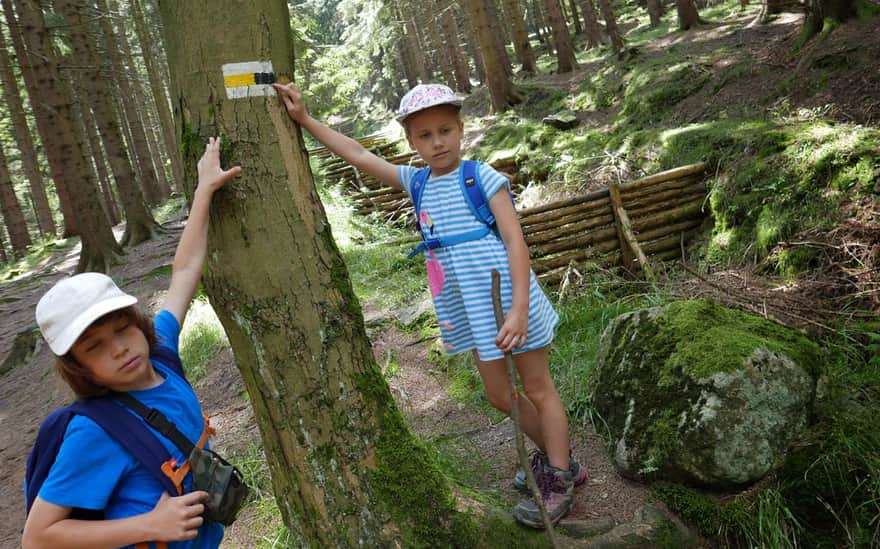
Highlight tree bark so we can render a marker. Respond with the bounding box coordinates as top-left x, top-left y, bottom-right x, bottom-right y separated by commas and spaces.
568, 0, 583, 33
647, 0, 664, 26
597, 0, 625, 51
77, 101, 120, 226
485, 0, 514, 78
110, 0, 170, 200
94, 0, 162, 206
439, 0, 472, 91
501, 0, 538, 73
463, 0, 521, 111
3, 0, 79, 237
404, 16, 430, 82
58, 0, 162, 245
676, 0, 701, 30
462, 10, 487, 83
0, 145, 32, 255
131, 0, 183, 193
13, 0, 121, 272
0, 19, 54, 236
157, 0, 474, 544
801, 0, 854, 40
578, 0, 603, 48
425, 0, 456, 88
544, 0, 577, 72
